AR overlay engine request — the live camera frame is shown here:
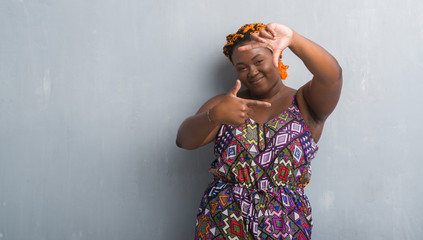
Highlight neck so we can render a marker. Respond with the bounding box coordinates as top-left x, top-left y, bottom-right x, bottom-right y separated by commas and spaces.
249, 79, 285, 102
